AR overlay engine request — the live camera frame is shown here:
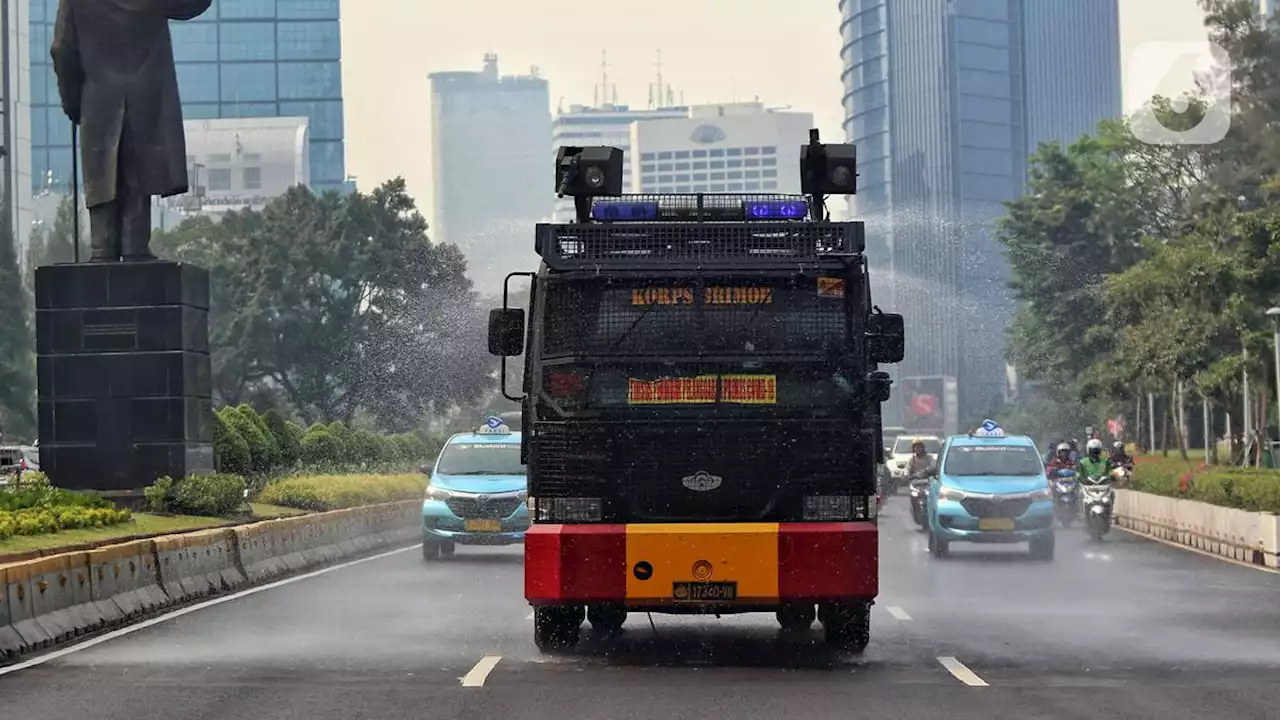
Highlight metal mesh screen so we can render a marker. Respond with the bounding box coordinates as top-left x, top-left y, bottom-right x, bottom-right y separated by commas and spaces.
536, 221, 864, 269
542, 277, 849, 356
